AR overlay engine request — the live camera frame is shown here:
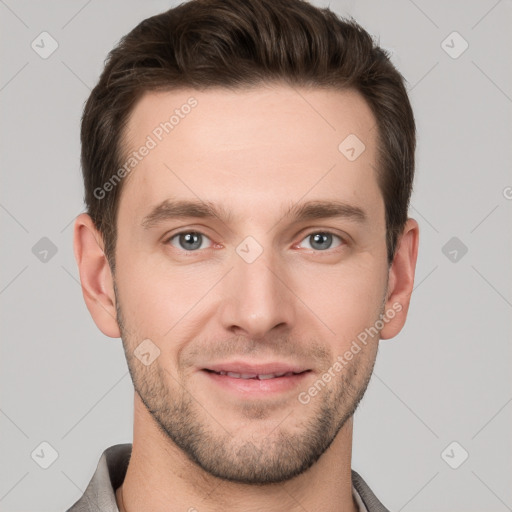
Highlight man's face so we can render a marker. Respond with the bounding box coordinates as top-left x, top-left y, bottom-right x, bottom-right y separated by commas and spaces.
113, 85, 389, 483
